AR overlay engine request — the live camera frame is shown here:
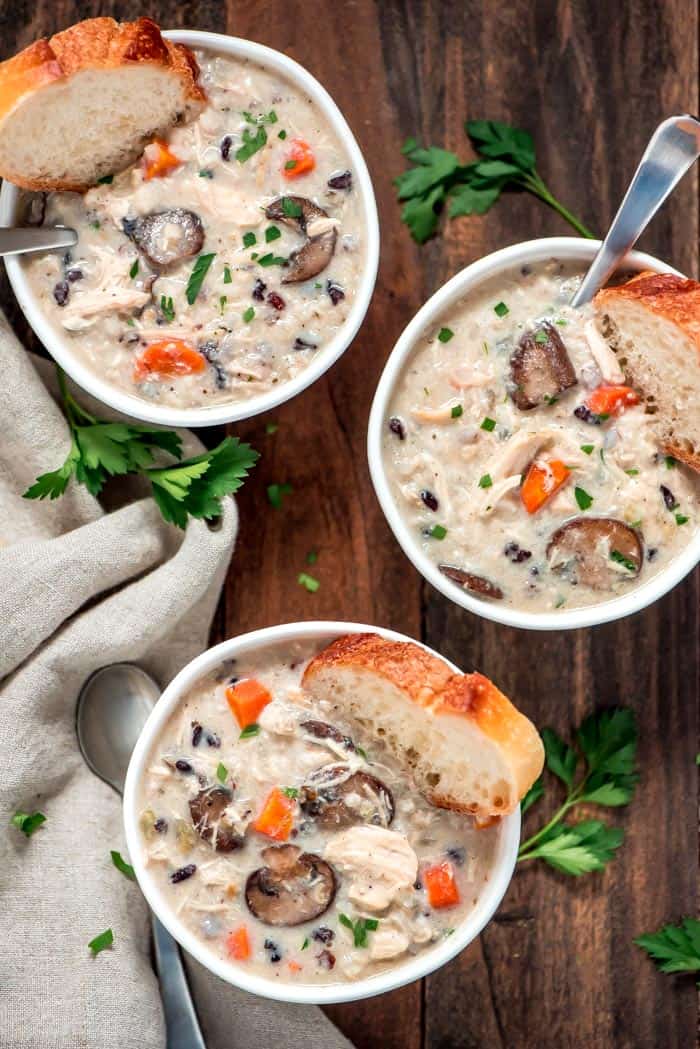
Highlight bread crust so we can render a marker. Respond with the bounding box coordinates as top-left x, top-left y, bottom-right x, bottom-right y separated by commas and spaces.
595, 272, 700, 472
0, 17, 205, 191
303, 633, 544, 815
